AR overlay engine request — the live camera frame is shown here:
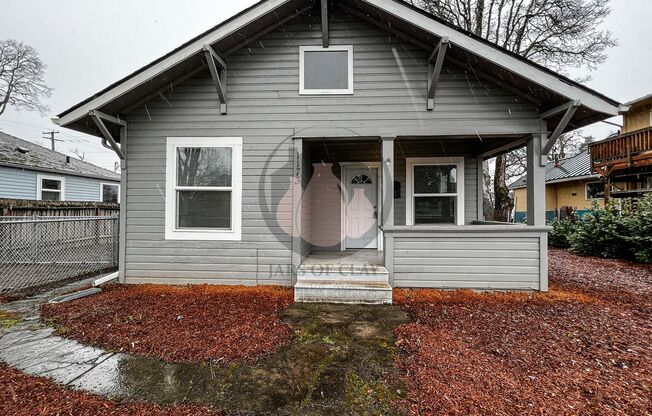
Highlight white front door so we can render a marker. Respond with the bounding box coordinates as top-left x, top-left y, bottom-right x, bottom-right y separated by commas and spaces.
345, 168, 378, 249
